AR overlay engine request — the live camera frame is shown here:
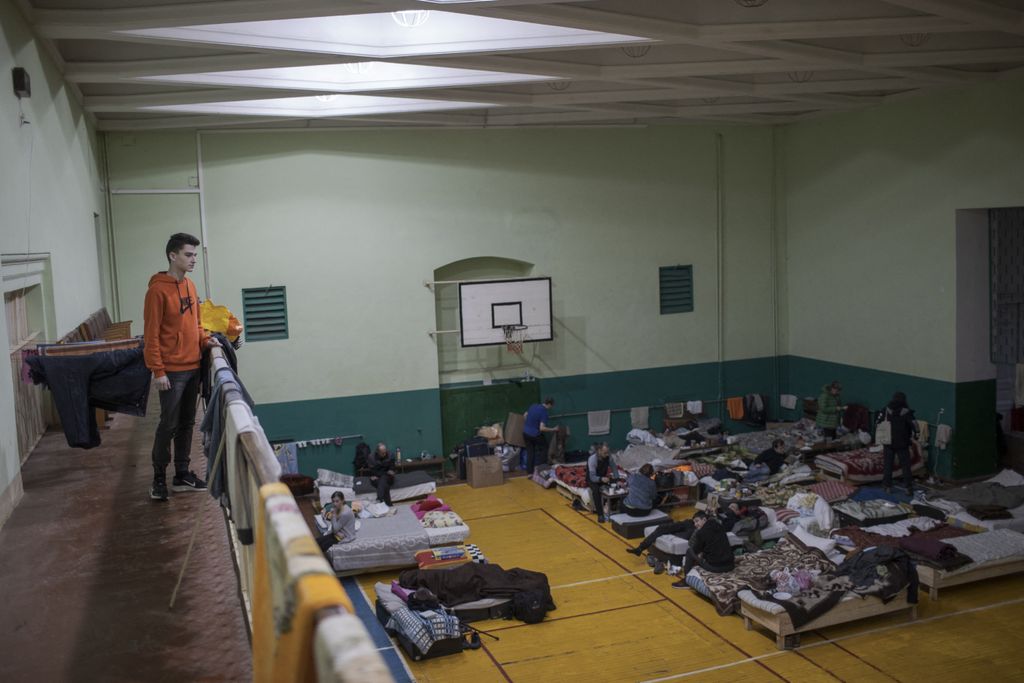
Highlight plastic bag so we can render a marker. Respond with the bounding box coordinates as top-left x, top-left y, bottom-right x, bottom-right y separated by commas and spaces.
200, 299, 243, 341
